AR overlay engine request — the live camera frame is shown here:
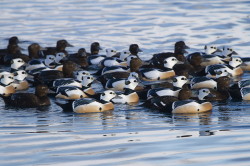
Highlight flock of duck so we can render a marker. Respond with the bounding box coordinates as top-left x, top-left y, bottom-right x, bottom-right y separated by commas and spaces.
0, 36, 250, 114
